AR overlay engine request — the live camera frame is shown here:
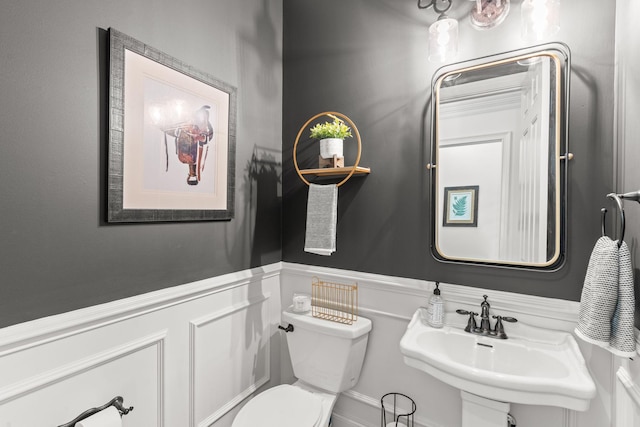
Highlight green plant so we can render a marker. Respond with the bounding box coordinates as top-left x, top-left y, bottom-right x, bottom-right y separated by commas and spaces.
309, 118, 353, 140
452, 195, 468, 217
